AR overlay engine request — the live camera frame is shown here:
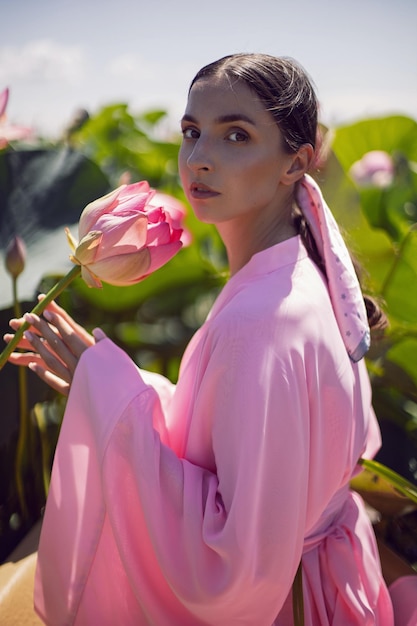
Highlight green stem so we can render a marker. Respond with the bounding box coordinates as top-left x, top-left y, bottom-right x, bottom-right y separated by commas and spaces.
33, 402, 51, 498
12, 277, 29, 521
380, 224, 416, 299
0, 264, 81, 370
358, 458, 417, 504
